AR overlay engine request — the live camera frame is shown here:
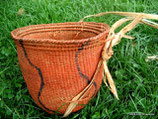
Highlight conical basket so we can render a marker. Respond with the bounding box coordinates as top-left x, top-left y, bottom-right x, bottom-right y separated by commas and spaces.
11, 12, 158, 117
11, 22, 110, 114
